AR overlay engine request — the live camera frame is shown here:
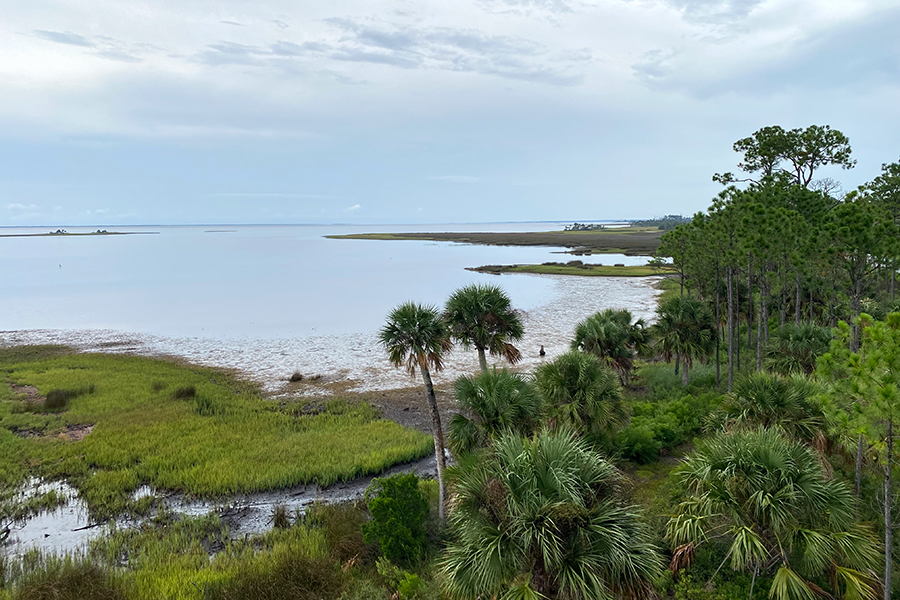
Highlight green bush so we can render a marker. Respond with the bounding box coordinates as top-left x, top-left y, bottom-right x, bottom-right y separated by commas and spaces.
363, 473, 428, 567
204, 551, 343, 600
307, 502, 371, 562
618, 392, 721, 463
5, 555, 129, 600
